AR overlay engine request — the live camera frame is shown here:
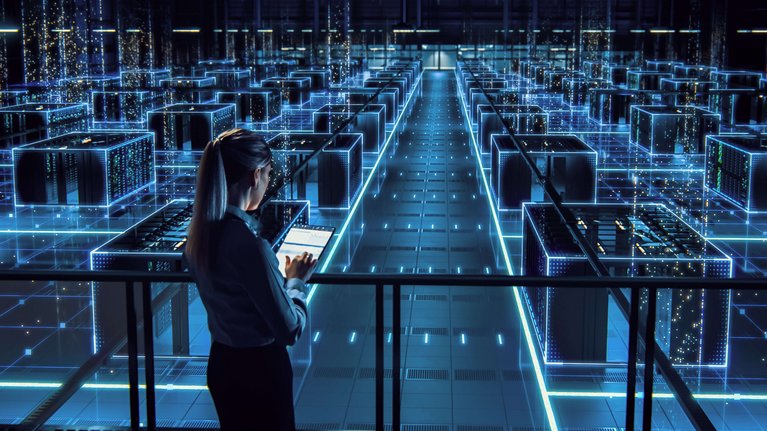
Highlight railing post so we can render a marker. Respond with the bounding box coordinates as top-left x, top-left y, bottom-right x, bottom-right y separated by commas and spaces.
375, 283, 384, 430
142, 281, 157, 431
642, 287, 658, 430
125, 281, 140, 431
625, 287, 639, 431
392, 283, 401, 431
